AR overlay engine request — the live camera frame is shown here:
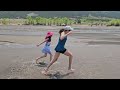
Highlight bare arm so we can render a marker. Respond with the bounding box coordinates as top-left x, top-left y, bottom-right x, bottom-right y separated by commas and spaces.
60, 31, 72, 40
37, 38, 49, 47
